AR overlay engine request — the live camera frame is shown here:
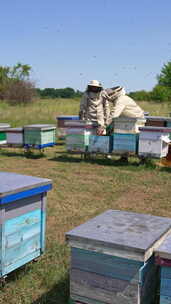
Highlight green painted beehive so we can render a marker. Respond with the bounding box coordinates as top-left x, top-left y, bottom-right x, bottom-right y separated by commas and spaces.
24, 124, 56, 149
0, 123, 10, 145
